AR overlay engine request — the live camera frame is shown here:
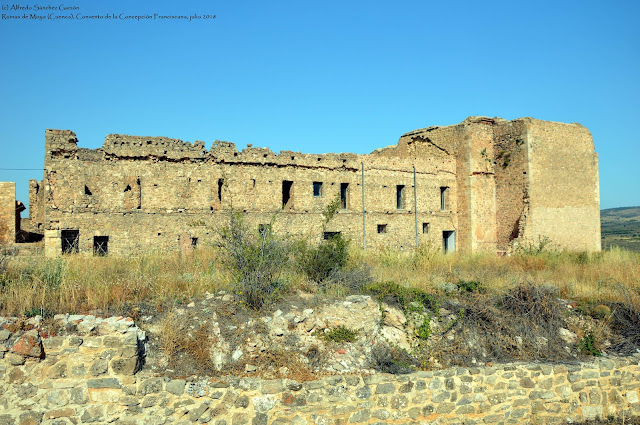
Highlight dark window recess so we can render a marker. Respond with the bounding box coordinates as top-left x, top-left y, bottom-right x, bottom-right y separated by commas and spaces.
323, 231, 341, 240
440, 186, 449, 211
61, 230, 79, 254
258, 224, 272, 238
340, 183, 349, 209
282, 180, 293, 208
377, 224, 387, 234
93, 236, 109, 256
191, 237, 198, 248
84, 185, 92, 196
422, 222, 430, 234
217, 179, 224, 202
313, 182, 323, 198
396, 185, 405, 209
